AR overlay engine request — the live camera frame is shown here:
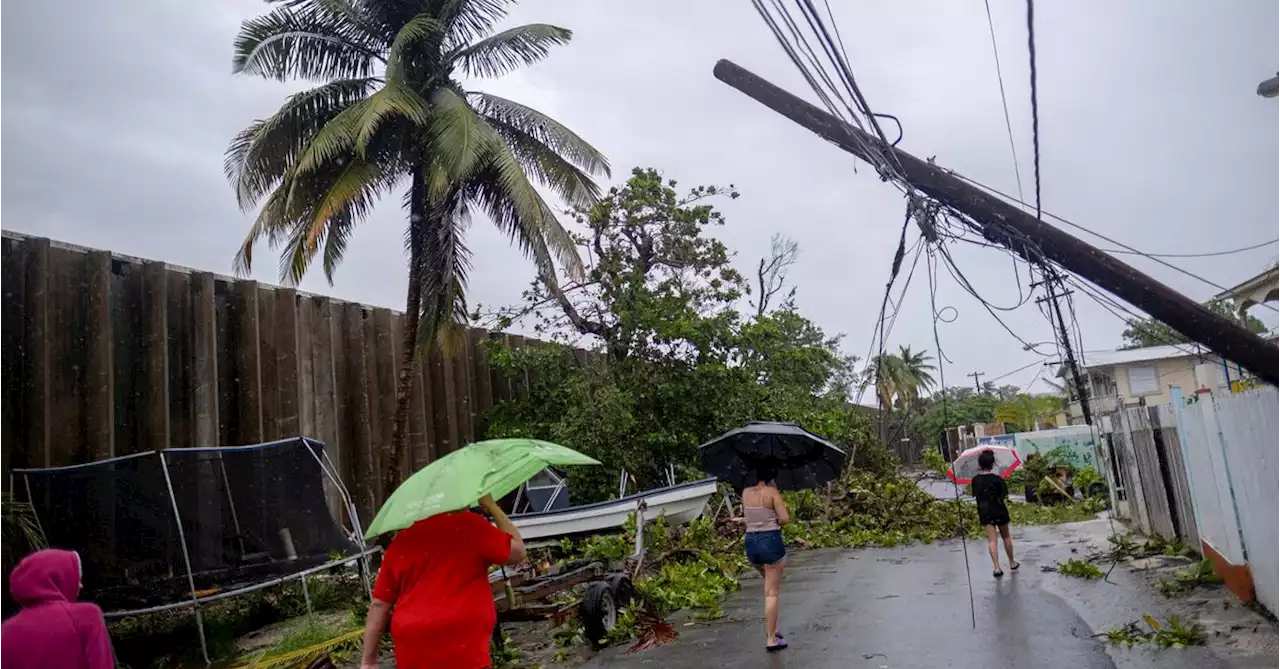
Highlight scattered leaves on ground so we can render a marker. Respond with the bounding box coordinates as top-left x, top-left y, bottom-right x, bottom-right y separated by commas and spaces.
1102, 615, 1206, 648
1057, 558, 1104, 579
